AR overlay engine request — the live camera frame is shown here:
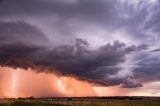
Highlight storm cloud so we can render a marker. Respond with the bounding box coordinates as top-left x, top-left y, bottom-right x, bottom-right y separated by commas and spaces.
0, 21, 147, 88
0, 0, 160, 91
